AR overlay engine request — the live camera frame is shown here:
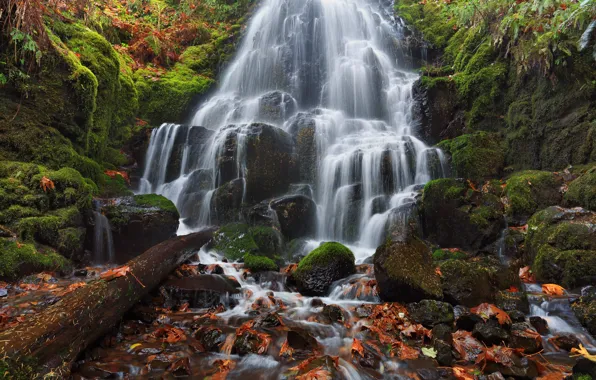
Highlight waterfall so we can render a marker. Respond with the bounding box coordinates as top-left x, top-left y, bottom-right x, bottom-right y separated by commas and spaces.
92, 202, 115, 264
139, 0, 445, 248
